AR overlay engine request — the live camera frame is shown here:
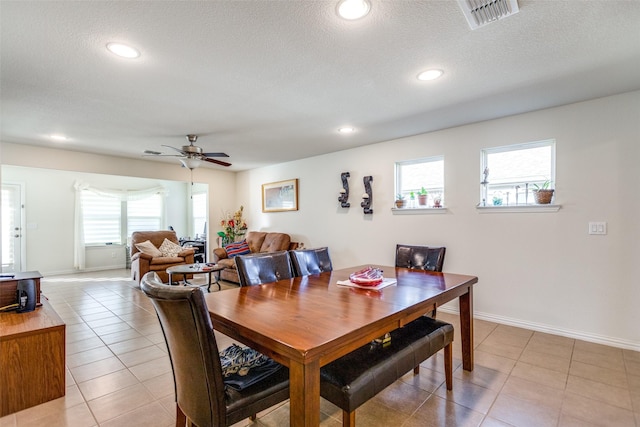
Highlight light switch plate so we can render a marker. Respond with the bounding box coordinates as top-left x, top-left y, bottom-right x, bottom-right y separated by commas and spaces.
588, 222, 607, 235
